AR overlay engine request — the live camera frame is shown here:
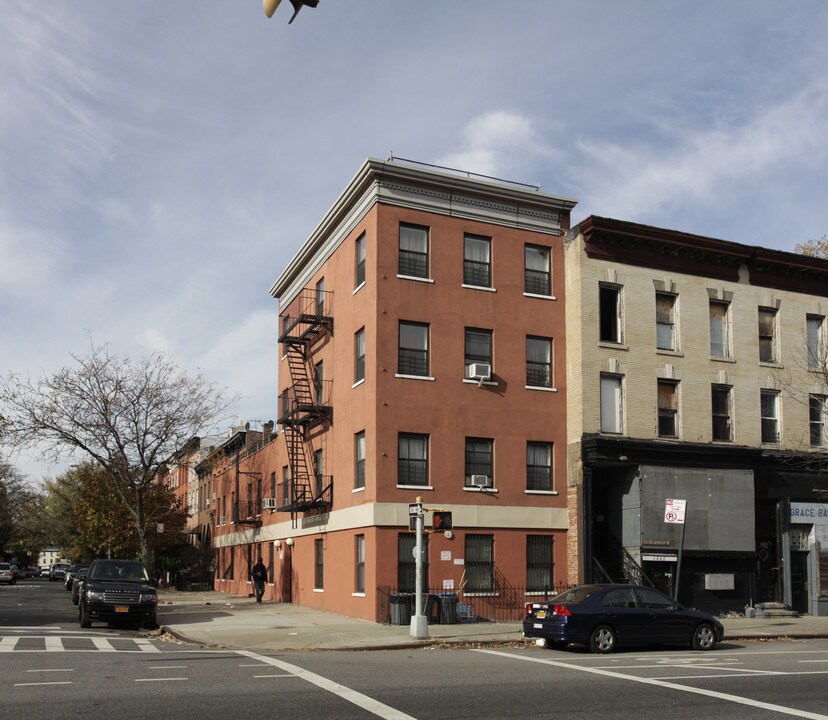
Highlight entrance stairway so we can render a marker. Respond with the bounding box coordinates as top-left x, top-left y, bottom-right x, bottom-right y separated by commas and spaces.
754, 602, 800, 618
